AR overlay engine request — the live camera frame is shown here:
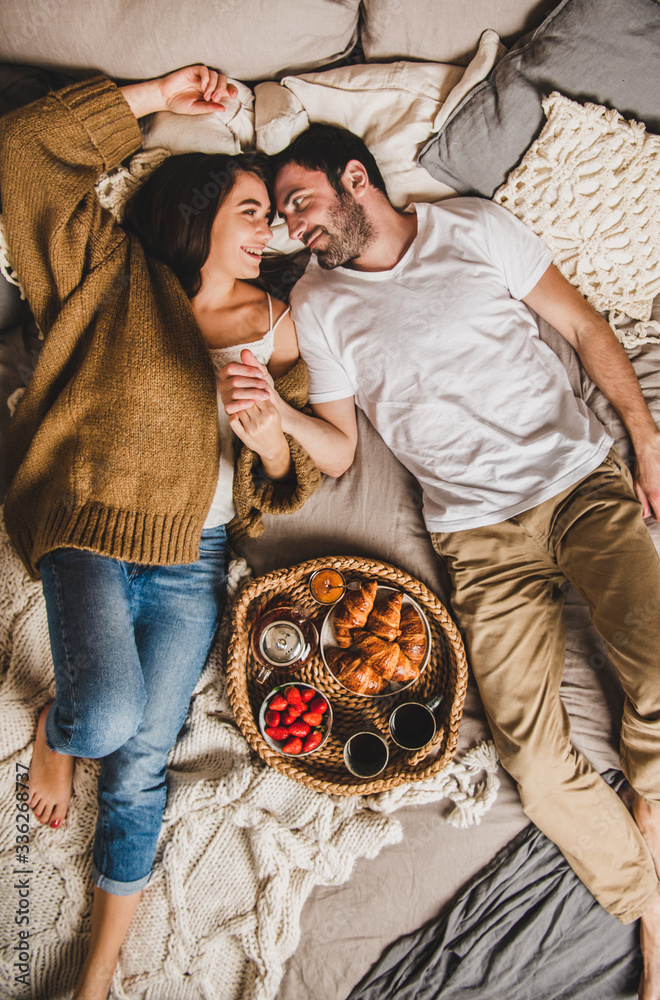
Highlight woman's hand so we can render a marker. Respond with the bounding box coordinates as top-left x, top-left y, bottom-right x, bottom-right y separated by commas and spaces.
158, 65, 237, 115
120, 65, 237, 120
229, 399, 291, 480
218, 349, 278, 415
